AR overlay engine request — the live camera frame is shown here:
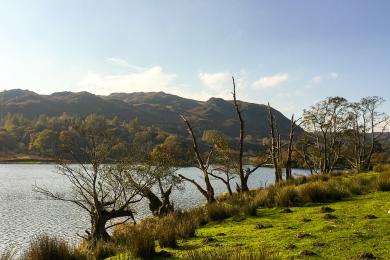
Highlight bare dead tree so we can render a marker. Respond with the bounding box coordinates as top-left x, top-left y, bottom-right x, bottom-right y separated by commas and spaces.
179, 115, 215, 203
267, 103, 283, 182
285, 115, 301, 179
34, 125, 153, 242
